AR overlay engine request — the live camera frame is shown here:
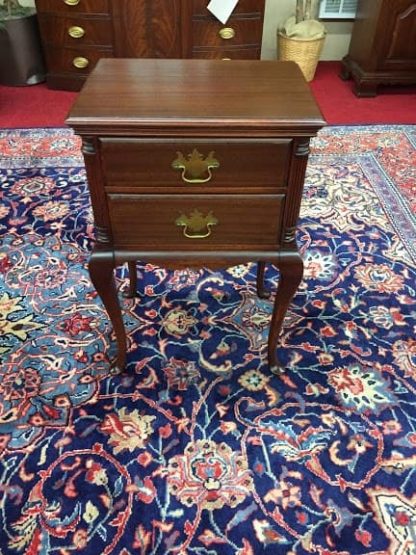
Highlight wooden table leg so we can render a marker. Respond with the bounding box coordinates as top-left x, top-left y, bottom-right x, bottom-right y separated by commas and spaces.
124, 261, 138, 298
256, 261, 270, 299
268, 251, 303, 375
88, 250, 127, 372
